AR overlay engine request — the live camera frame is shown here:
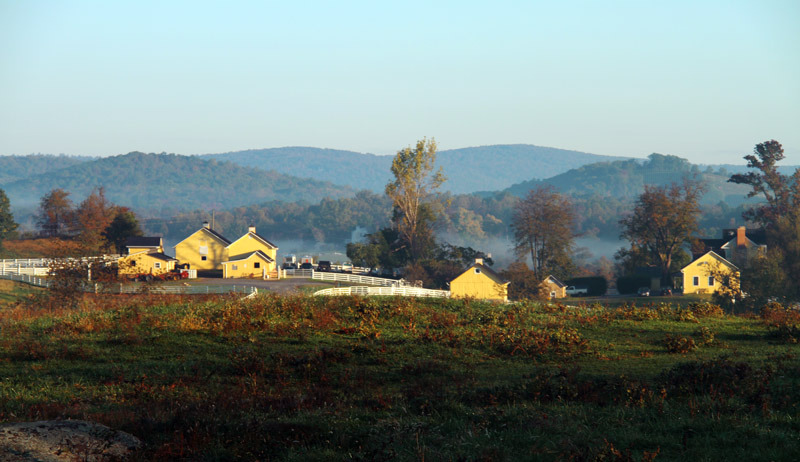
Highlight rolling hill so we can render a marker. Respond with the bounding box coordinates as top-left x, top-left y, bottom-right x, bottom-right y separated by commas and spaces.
1, 152, 357, 214
502, 153, 758, 205
202, 144, 630, 194
0, 154, 93, 184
